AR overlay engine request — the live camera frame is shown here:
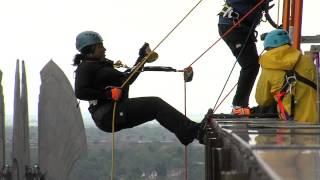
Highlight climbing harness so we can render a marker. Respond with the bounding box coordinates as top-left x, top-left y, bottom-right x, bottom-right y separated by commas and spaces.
218, 3, 239, 20
275, 70, 317, 120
